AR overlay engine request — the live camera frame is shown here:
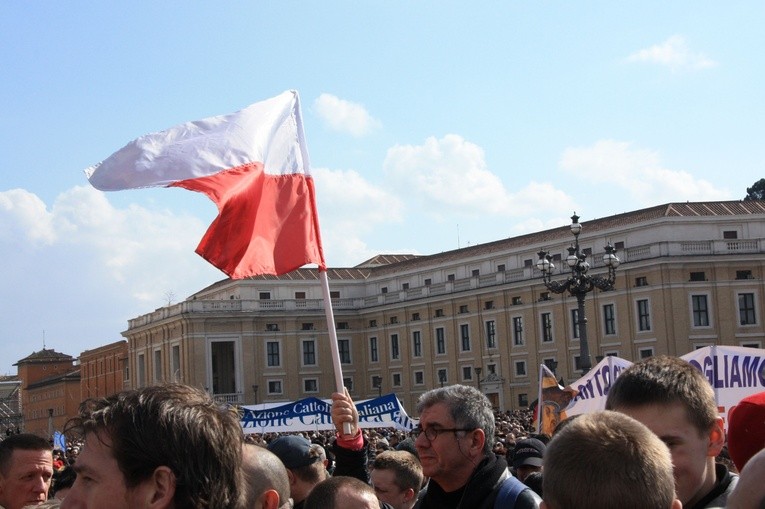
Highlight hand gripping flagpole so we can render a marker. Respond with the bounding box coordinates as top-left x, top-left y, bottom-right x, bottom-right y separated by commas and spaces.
319, 270, 353, 436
